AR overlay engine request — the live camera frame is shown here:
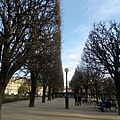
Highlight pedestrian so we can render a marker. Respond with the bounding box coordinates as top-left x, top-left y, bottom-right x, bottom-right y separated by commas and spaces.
78, 94, 82, 106
74, 93, 78, 106
106, 99, 111, 109
100, 97, 107, 112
